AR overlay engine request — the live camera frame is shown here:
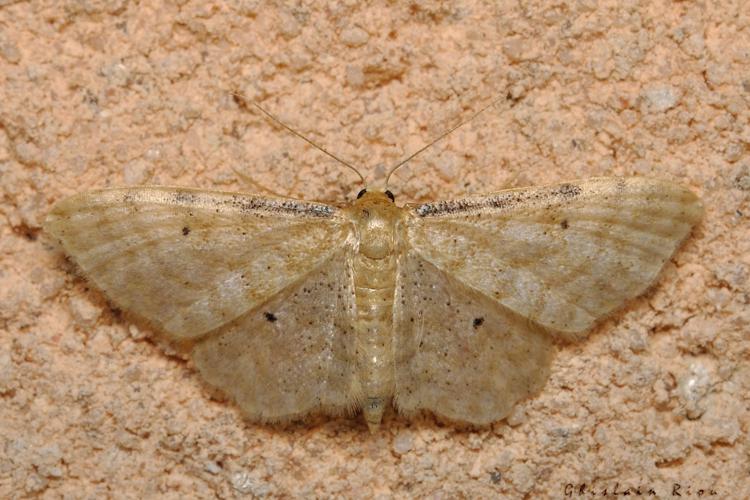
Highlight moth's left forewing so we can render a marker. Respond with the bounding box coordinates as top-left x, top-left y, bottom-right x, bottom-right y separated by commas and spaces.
403, 177, 703, 339
44, 187, 353, 342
